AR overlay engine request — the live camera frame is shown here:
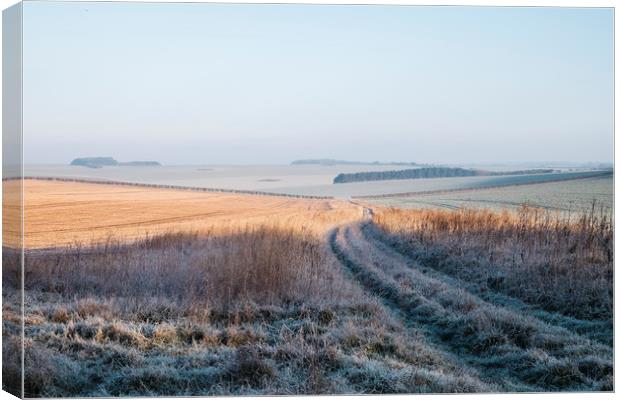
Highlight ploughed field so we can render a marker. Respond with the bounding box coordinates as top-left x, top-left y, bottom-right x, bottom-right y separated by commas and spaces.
2, 179, 613, 396
364, 175, 613, 216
